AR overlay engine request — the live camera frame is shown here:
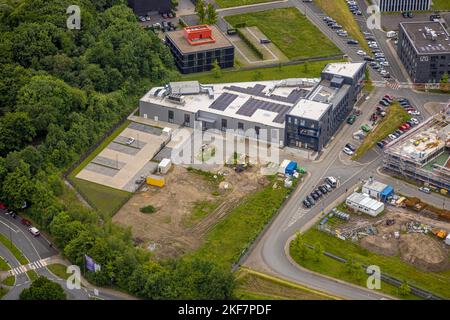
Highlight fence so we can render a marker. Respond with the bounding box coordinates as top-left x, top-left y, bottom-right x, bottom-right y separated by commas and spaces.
304, 243, 444, 300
